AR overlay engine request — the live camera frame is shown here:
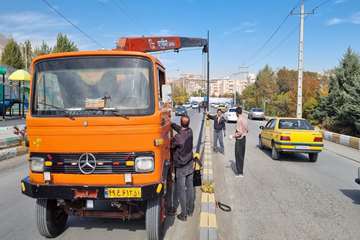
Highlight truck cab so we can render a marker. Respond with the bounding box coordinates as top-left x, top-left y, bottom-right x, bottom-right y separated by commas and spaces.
21, 50, 172, 240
